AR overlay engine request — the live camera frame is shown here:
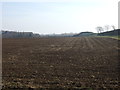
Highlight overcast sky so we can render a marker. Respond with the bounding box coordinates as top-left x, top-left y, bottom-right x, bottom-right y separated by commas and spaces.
2, 0, 119, 34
